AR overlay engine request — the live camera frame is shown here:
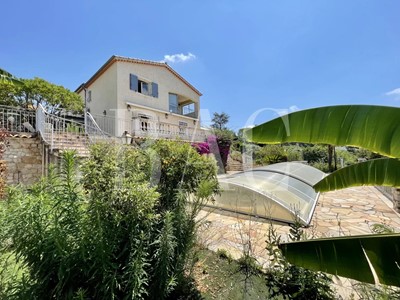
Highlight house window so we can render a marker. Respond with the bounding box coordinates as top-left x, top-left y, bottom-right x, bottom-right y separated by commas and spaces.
169, 93, 179, 113
138, 80, 149, 95
182, 103, 195, 115
130, 74, 158, 97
